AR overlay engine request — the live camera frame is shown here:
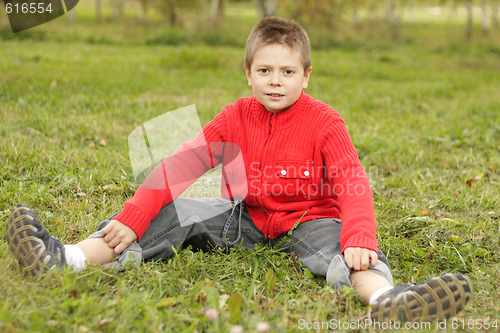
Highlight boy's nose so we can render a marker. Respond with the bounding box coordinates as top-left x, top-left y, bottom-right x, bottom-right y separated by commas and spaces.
269, 74, 281, 86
